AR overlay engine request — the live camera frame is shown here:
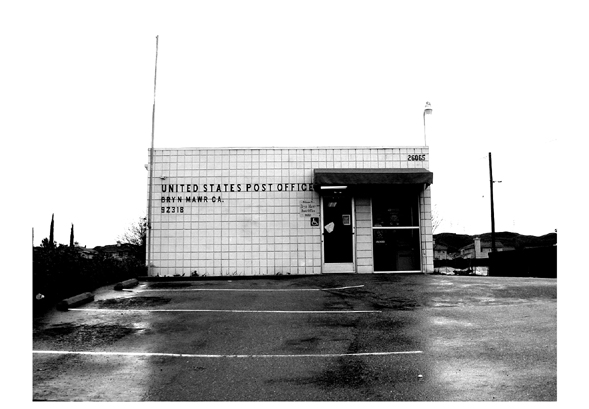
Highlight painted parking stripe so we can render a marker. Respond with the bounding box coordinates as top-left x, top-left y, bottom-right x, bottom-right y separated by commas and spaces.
34, 350, 422, 358
69, 308, 381, 314
123, 284, 365, 293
